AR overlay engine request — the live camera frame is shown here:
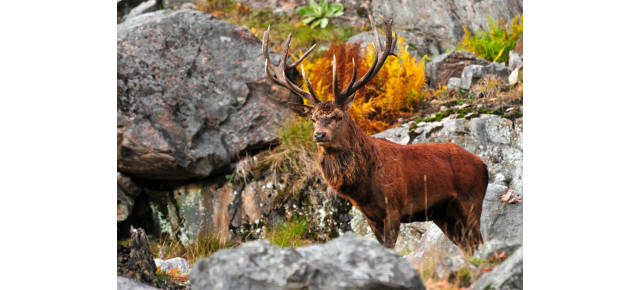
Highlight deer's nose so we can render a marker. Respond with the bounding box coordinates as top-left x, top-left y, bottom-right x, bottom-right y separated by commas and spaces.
314, 132, 327, 142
